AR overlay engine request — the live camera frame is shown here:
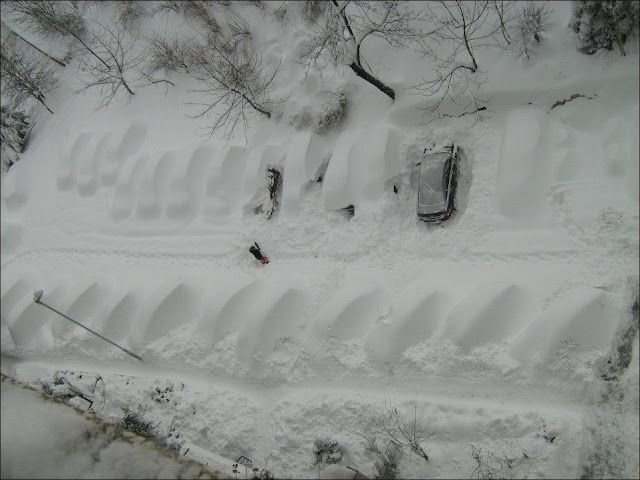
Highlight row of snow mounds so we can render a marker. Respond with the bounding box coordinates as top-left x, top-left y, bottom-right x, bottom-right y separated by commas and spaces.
0, 269, 623, 370
56, 123, 147, 194
510, 286, 622, 365
47, 120, 404, 226
322, 125, 403, 210
51, 123, 344, 222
